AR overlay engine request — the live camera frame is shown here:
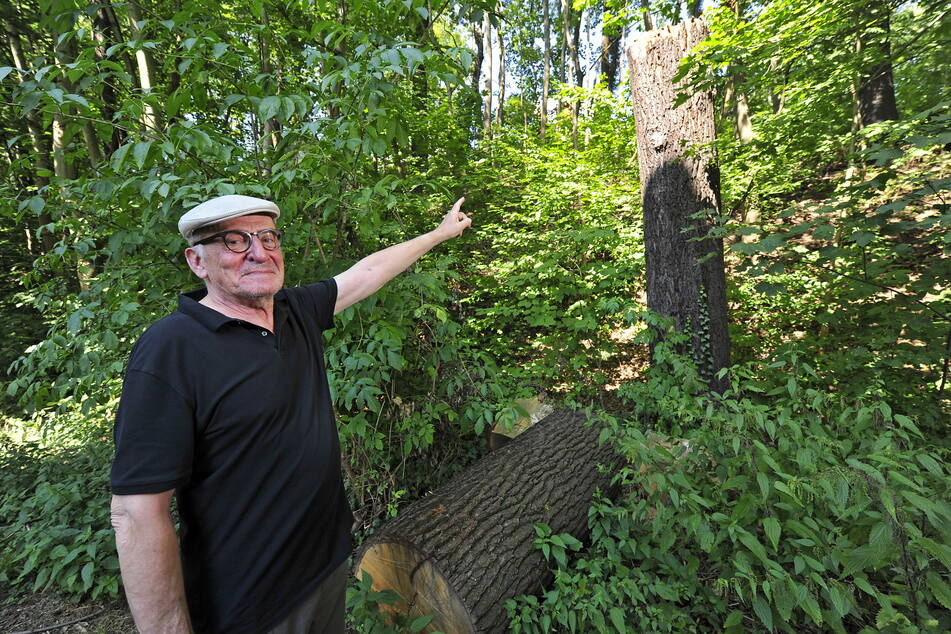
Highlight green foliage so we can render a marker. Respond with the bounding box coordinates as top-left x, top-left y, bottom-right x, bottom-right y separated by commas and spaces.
455, 95, 642, 400
0, 409, 120, 599
1, 0, 947, 620
724, 105, 950, 433
347, 571, 441, 634
509, 322, 951, 633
